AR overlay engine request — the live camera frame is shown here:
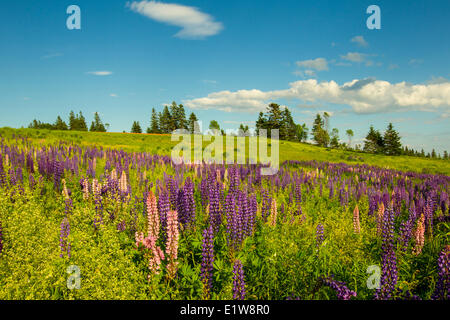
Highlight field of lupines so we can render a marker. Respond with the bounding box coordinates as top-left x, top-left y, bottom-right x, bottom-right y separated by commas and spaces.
0, 133, 449, 300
